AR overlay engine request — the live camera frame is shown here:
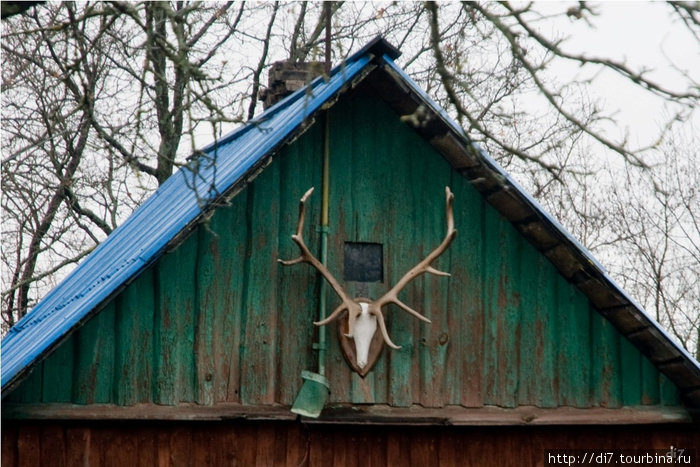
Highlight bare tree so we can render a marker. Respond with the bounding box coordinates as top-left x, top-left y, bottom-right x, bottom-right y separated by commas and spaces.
602, 127, 700, 357
2, 1, 251, 325
2, 2, 117, 323
2, 1, 699, 355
